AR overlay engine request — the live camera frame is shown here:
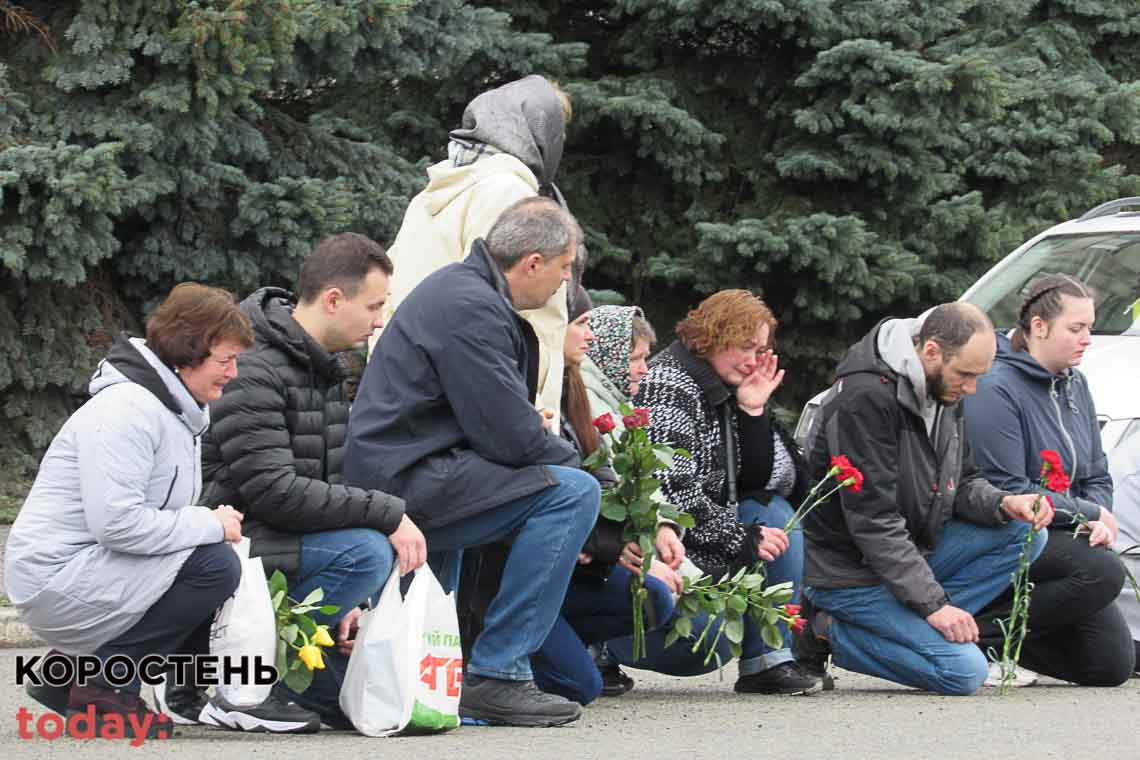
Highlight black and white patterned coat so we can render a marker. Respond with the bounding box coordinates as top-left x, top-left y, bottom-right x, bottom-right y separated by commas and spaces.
634, 341, 806, 571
